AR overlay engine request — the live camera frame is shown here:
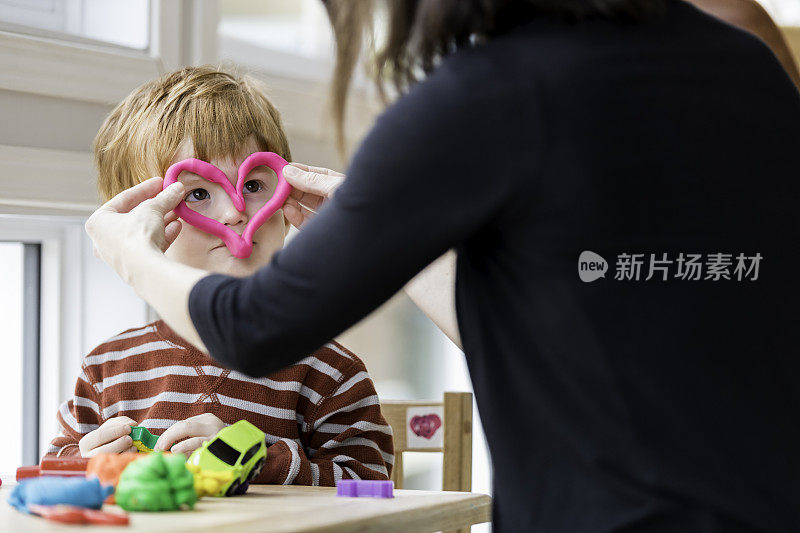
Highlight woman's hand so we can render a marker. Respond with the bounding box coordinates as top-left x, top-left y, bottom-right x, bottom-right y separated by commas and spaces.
154, 413, 228, 456
85, 177, 185, 284
282, 164, 345, 229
